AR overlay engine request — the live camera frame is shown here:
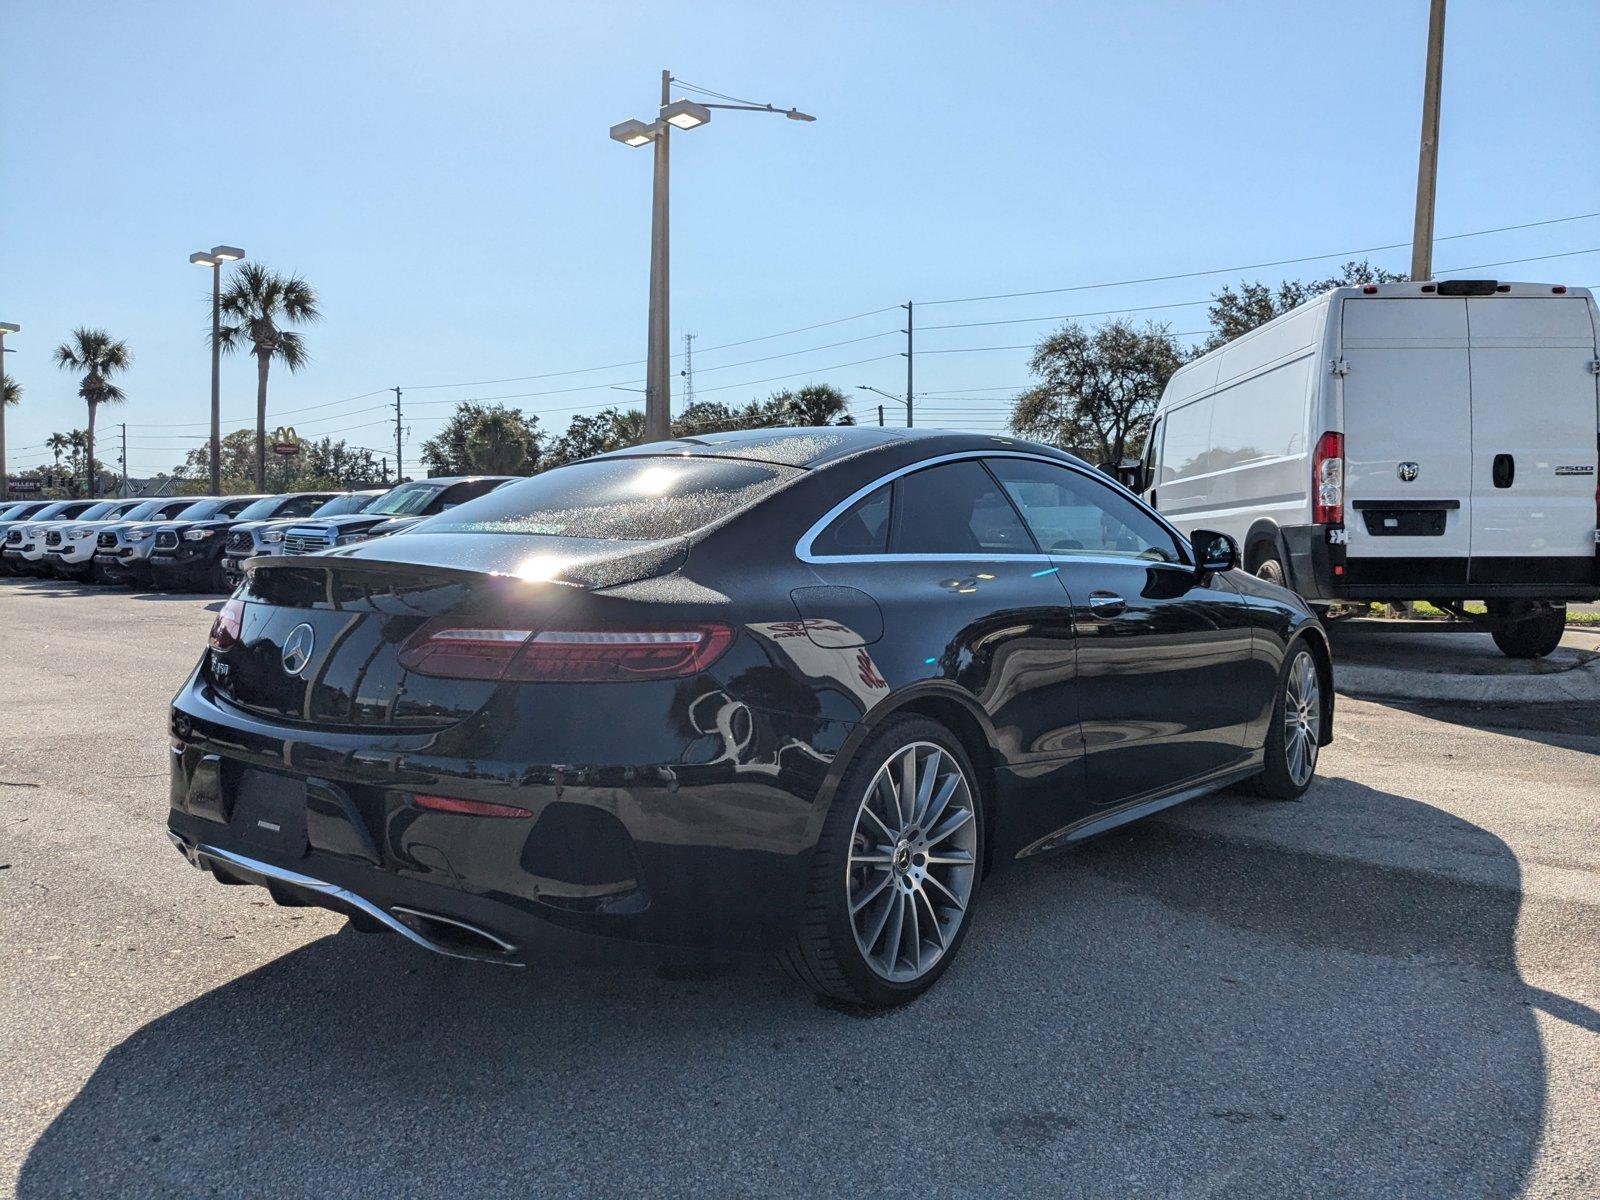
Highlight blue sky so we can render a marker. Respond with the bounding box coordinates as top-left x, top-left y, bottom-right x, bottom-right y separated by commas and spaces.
3, 0, 1597, 479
